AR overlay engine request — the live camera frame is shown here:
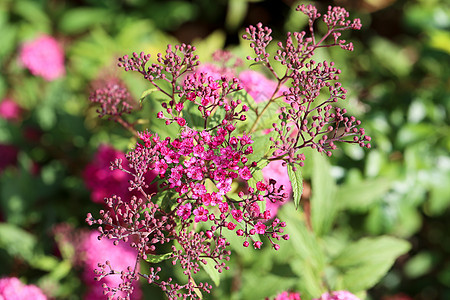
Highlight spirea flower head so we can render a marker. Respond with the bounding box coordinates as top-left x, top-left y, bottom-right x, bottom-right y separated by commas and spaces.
0, 98, 21, 122
314, 290, 360, 300
79, 230, 142, 299
274, 291, 301, 300
89, 81, 134, 118
0, 277, 47, 300
19, 34, 65, 81
85, 4, 371, 299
